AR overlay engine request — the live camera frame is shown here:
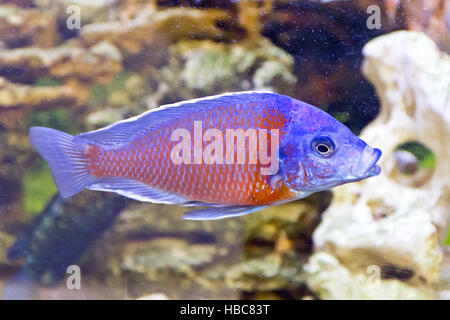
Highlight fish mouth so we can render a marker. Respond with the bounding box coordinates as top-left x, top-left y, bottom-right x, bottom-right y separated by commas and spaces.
352, 145, 382, 179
